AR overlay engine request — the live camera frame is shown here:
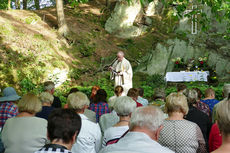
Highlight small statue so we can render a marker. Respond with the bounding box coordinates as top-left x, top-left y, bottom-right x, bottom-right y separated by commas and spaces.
187, 58, 194, 72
